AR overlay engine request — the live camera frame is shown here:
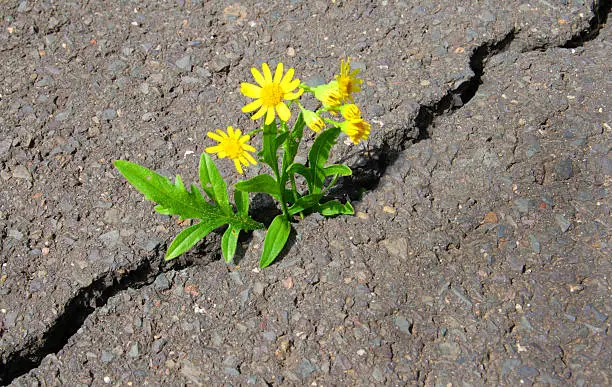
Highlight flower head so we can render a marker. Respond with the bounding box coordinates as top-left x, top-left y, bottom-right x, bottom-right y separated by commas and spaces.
312, 81, 342, 112
340, 118, 371, 145
300, 108, 326, 133
340, 103, 362, 121
241, 63, 303, 125
335, 57, 362, 103
205, 126, 257, 174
